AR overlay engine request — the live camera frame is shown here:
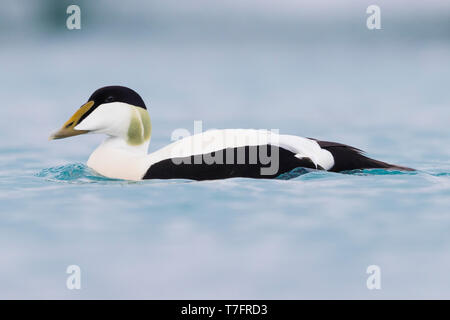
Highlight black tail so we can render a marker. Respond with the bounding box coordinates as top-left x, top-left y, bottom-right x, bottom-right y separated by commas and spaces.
311, 139, 414, 172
